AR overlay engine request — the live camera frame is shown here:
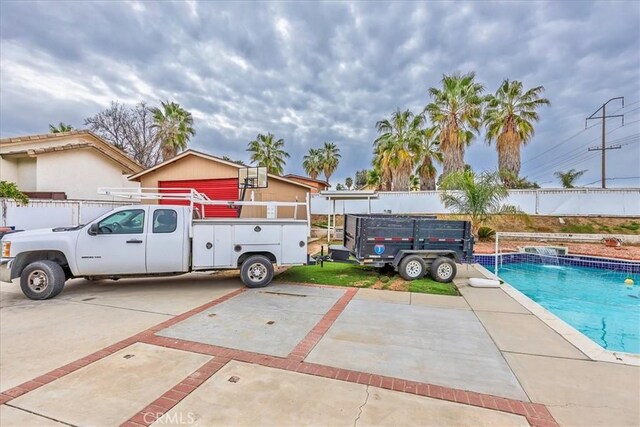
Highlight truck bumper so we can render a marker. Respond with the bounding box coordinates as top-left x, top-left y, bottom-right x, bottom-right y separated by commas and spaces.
0, 258, 13, 283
